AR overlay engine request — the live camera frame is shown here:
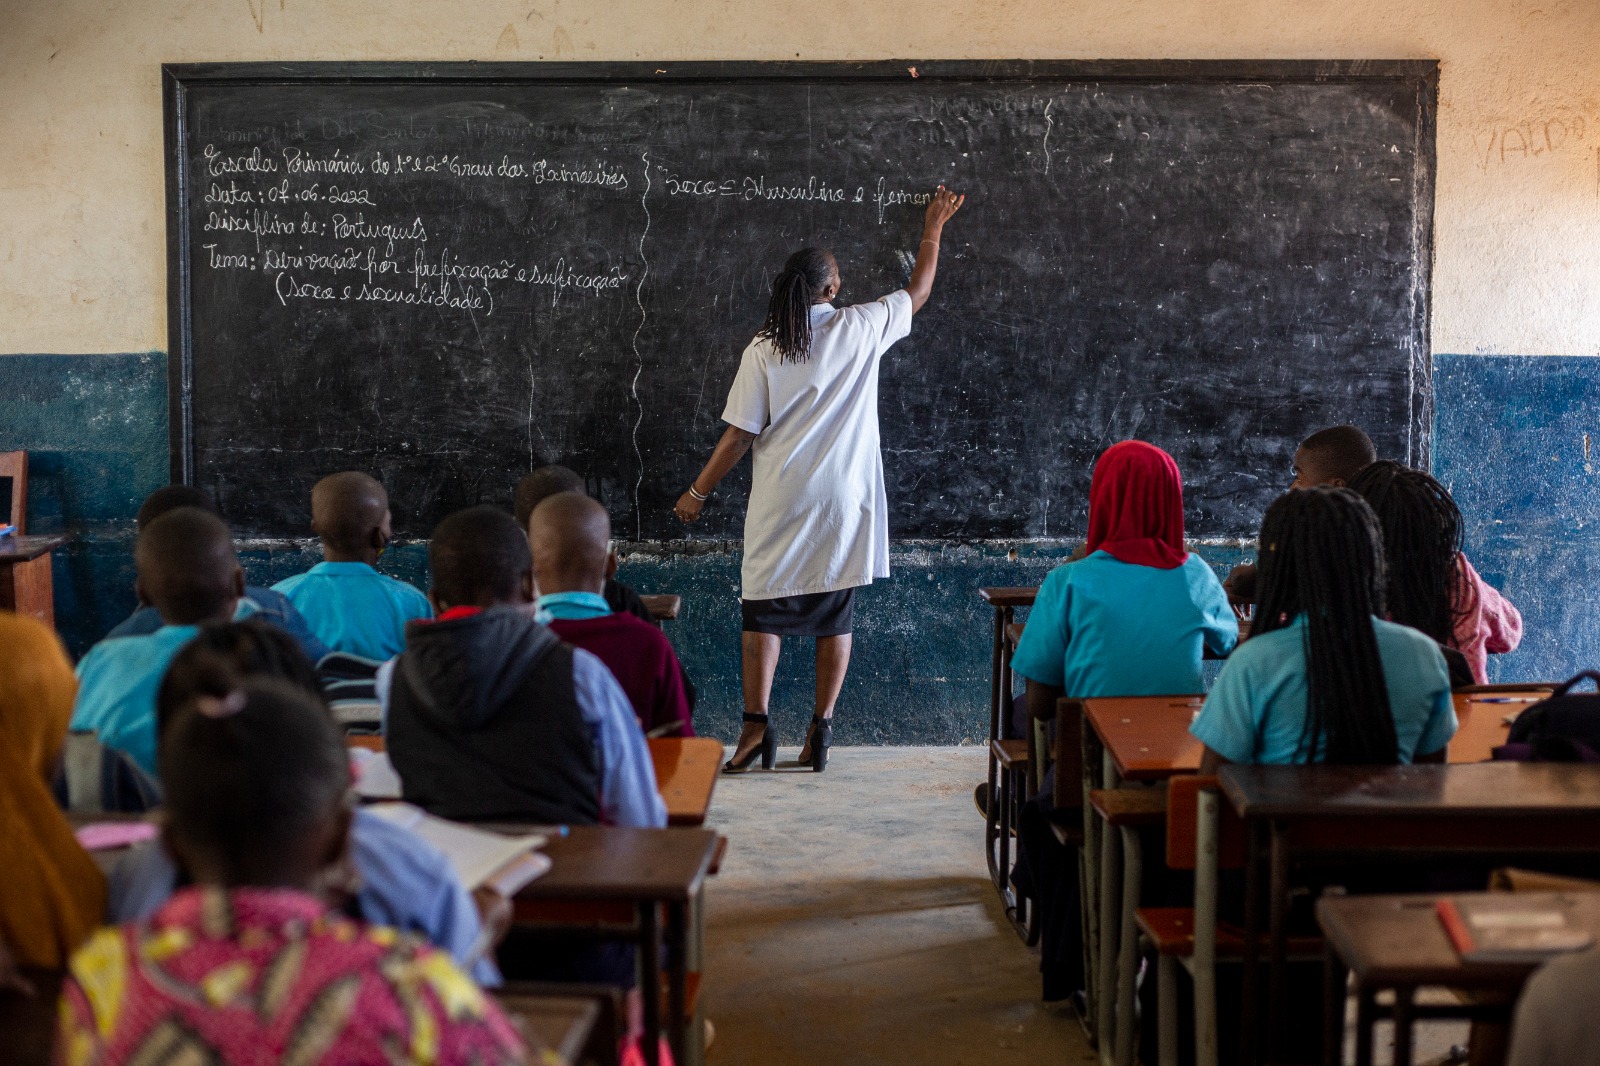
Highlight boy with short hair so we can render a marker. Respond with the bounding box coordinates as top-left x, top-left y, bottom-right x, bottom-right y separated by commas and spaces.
1227, 425, 1380, 609
530, 491, 694, 737
513, 465, 655, 623
272, 471, 431, 660
385, 505, 665, 828
106, 485, 328, 661
57, 677, 531, 1064
71, 507, 243, 775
